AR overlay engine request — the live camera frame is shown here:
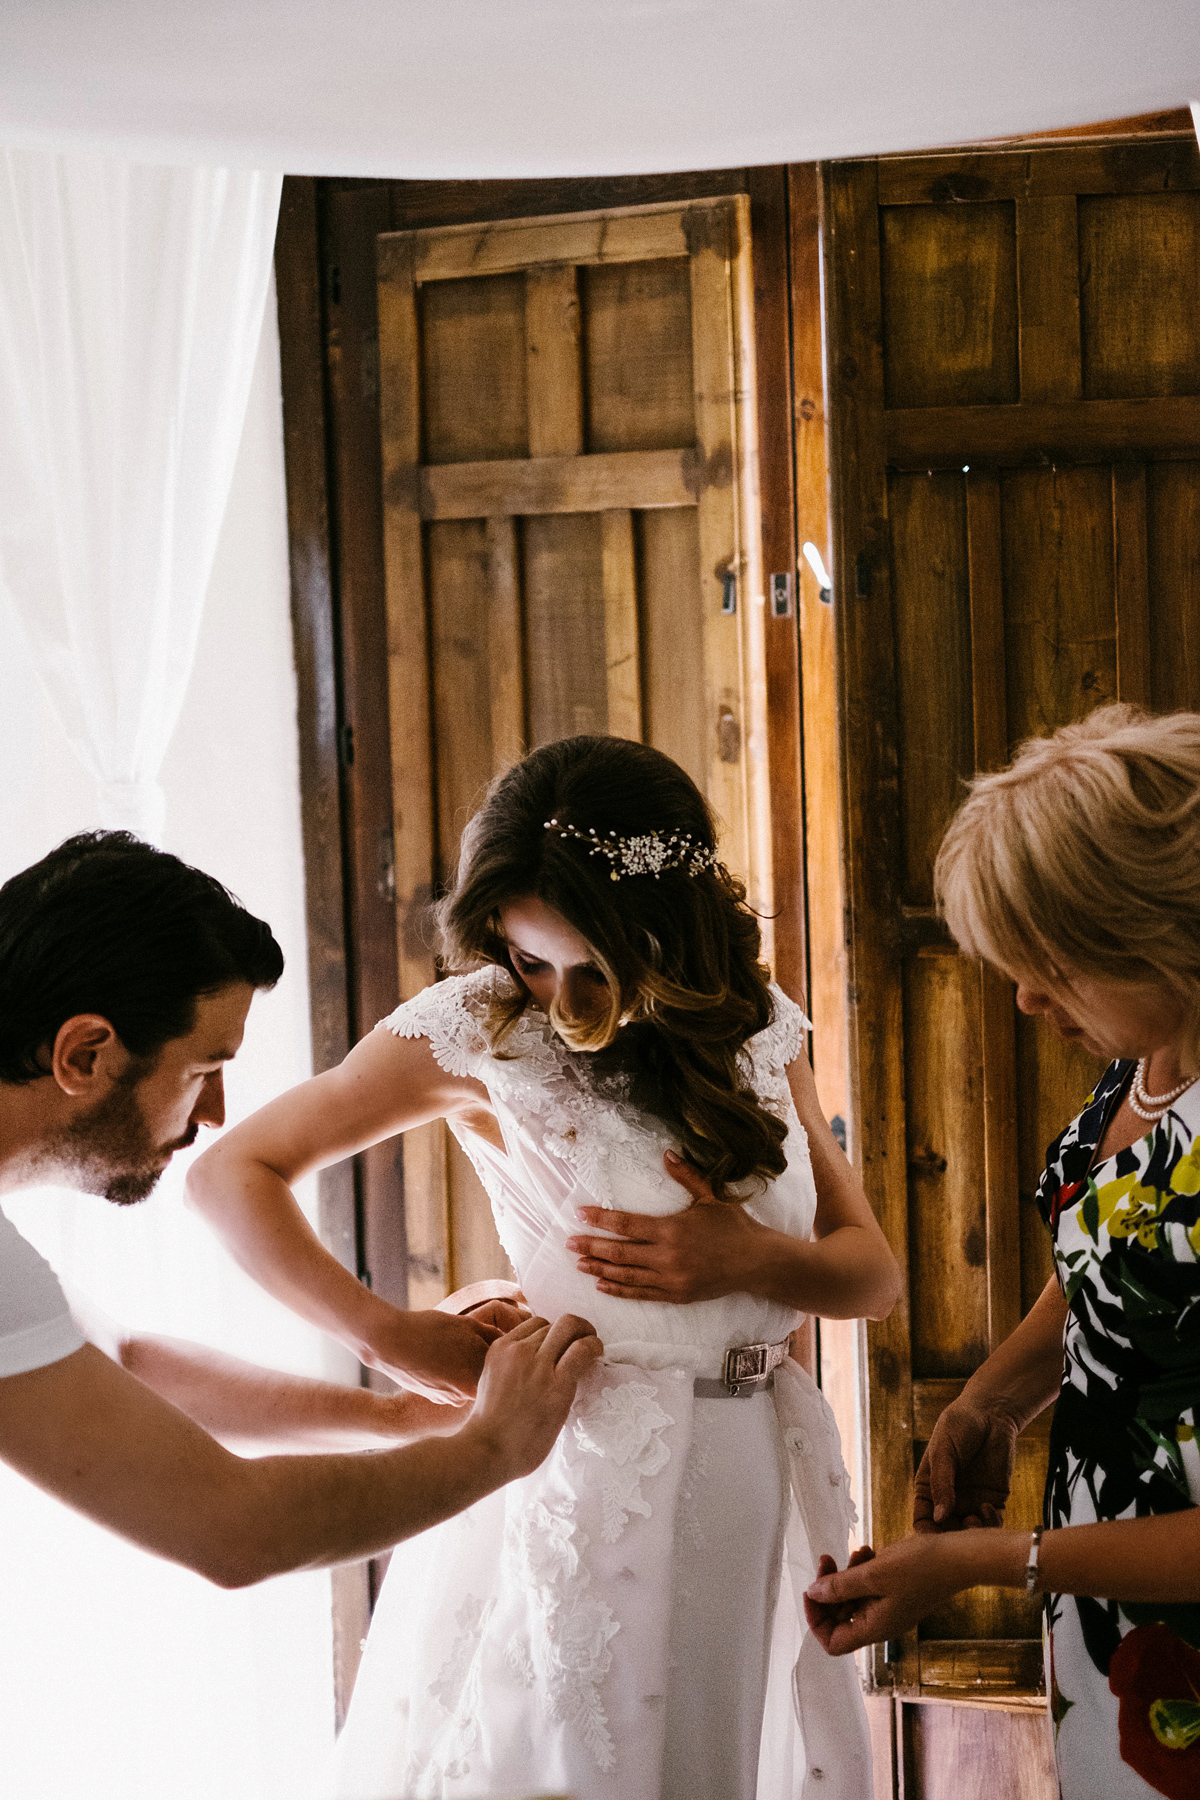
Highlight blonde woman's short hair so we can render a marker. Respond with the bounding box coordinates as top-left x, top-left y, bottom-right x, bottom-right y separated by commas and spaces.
934, 705, 1200, 1043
